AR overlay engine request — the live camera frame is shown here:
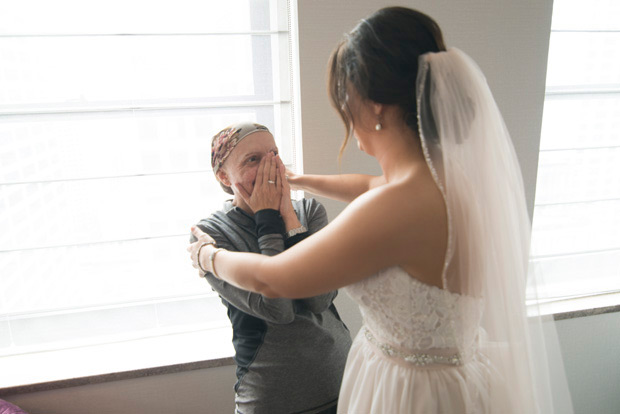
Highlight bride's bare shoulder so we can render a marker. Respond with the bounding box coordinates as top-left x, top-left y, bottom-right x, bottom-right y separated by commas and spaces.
368, 169, 444, 212
340, 171, 446, 245
377, 171, 448, 285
